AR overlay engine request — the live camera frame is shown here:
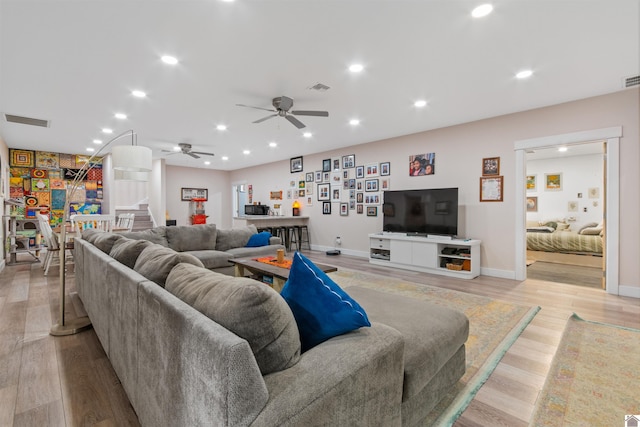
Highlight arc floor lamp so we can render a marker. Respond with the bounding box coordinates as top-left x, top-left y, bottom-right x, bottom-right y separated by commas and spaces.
50, 129, 152, 336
